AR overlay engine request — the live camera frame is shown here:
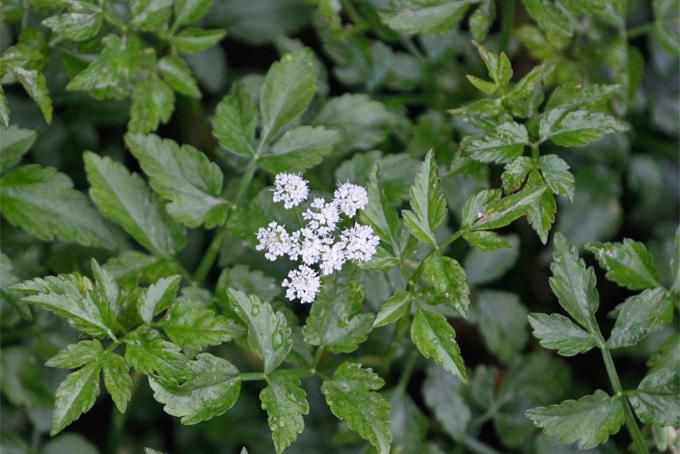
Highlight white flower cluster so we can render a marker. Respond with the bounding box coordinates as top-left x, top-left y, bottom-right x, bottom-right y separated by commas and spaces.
256, 173, 379, 304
